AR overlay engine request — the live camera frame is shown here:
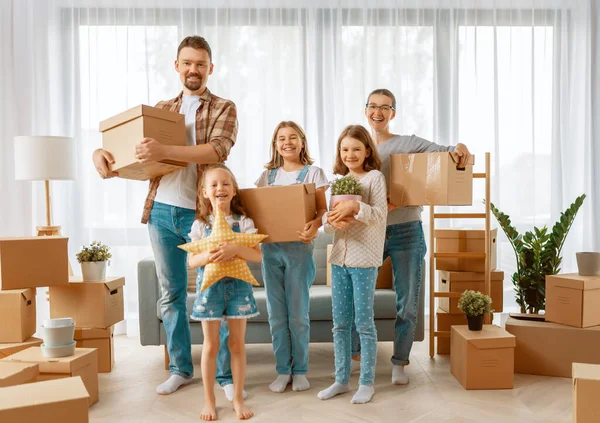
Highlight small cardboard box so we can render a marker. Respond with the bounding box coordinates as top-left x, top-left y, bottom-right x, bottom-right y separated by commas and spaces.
240, 184, 316, 243
545, 274, 600, 328
0, 337, 43, 358
99, 104, 187, 181
0, 362, 39, 387
49, 276, 125, 328
75, 326, 114, 373
436, 309, 468, 355
573, 363, 600, 423
438, 270, 504, 314
0, 289, 36, 342
505, 317, 600, 378
0, 237, 69, 290
450, 325, 515, 390
2, 347, 99, 405
390, 152, 474, 206
435, 229, 497, 273
0, 376, 89, 423
326, 245, 393, 289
